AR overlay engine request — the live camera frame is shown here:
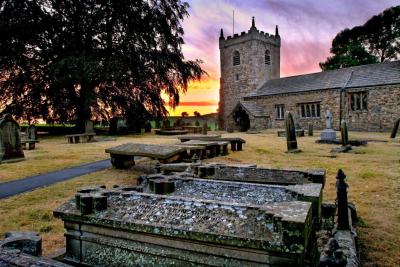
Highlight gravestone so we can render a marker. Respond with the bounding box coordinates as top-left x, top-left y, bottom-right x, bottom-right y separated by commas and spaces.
341, 120, 349, 146
202, 122, 208, 135
390, 118, 400, 138
26, 125, 37, 140
85, 120, 95, 134
285, 112, 299, 152
308, 124, 313, 136
0, 114, 25, 162
320, 110, 336, 141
